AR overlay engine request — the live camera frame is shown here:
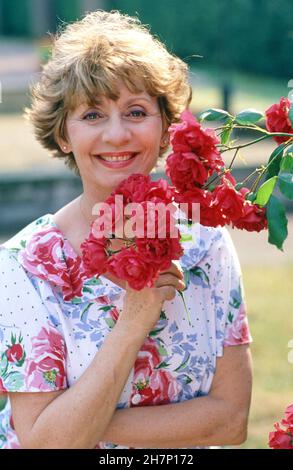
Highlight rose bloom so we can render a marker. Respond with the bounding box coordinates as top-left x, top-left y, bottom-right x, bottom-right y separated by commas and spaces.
136, 236, 183, 271
166, 151, 209, 191
232, 202, 267, 232
6, 344, 24, 363
175, 188, 228, 227
211, 183, 245, 224
25, 324, 67, 391
269, 422, 293, 449
113, 173, 154, 203
108, 247, 157, 290
20, 227, 84, 301
265, 97, 293, 144
80, 234, 109, 277
284, 404, 293, 425
168, 109, 224, 171
131, 338, 181, 406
